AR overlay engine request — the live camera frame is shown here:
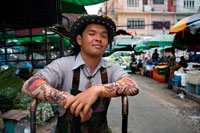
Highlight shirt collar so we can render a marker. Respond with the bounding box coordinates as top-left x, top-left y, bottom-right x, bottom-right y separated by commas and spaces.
72, 52, 112, 70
